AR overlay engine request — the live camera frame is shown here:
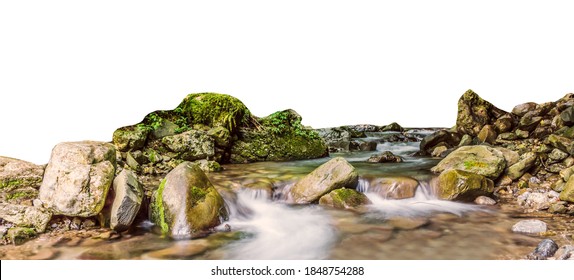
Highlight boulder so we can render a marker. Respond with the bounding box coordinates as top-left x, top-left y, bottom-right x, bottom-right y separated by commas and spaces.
515, 129, 529, 139
358, 141, 378, 151
477, 125, 497, 144
319, 188, 371, 209
0, 203, 52, 232
289, 157, 358, 204
367, 151, 404, 163
112, 125, 149, 152
436, 169, 494, 201
369, 176, 419, 199
511, 219, 547, 234
512, 102, 538, 117
150, 162, 227, 238
498, 132, 517, 141
560, 106, 574, 126
456, 89, 507, 136
493, 114, 514, 133
161, 130, 215, 161
458, 134, 473, 147
493, 147, 520, 167
528, 239, 559, 260
0, 157, 44, 203
316, 127, 351, 152
507, 152, 537, 180
548, 148, 569, 162
207, 126, 231, 148
474, 196, 496, 205
419, 130, 459, 155
110, 170, 144, 232
381, 122, 404, 132
518, 112, 542, 132
431, 145, 506, 179
559, 175, 574, 202
548, 134, 574, 155
39, 141, 116, 217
